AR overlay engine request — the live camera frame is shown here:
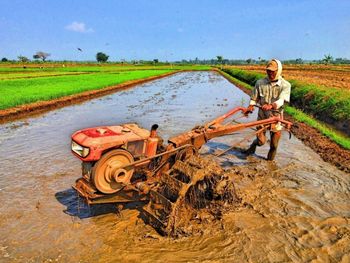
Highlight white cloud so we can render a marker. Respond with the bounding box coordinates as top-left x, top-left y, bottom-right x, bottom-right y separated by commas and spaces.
65, 22, 94, 33
177, 27, 184, 33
